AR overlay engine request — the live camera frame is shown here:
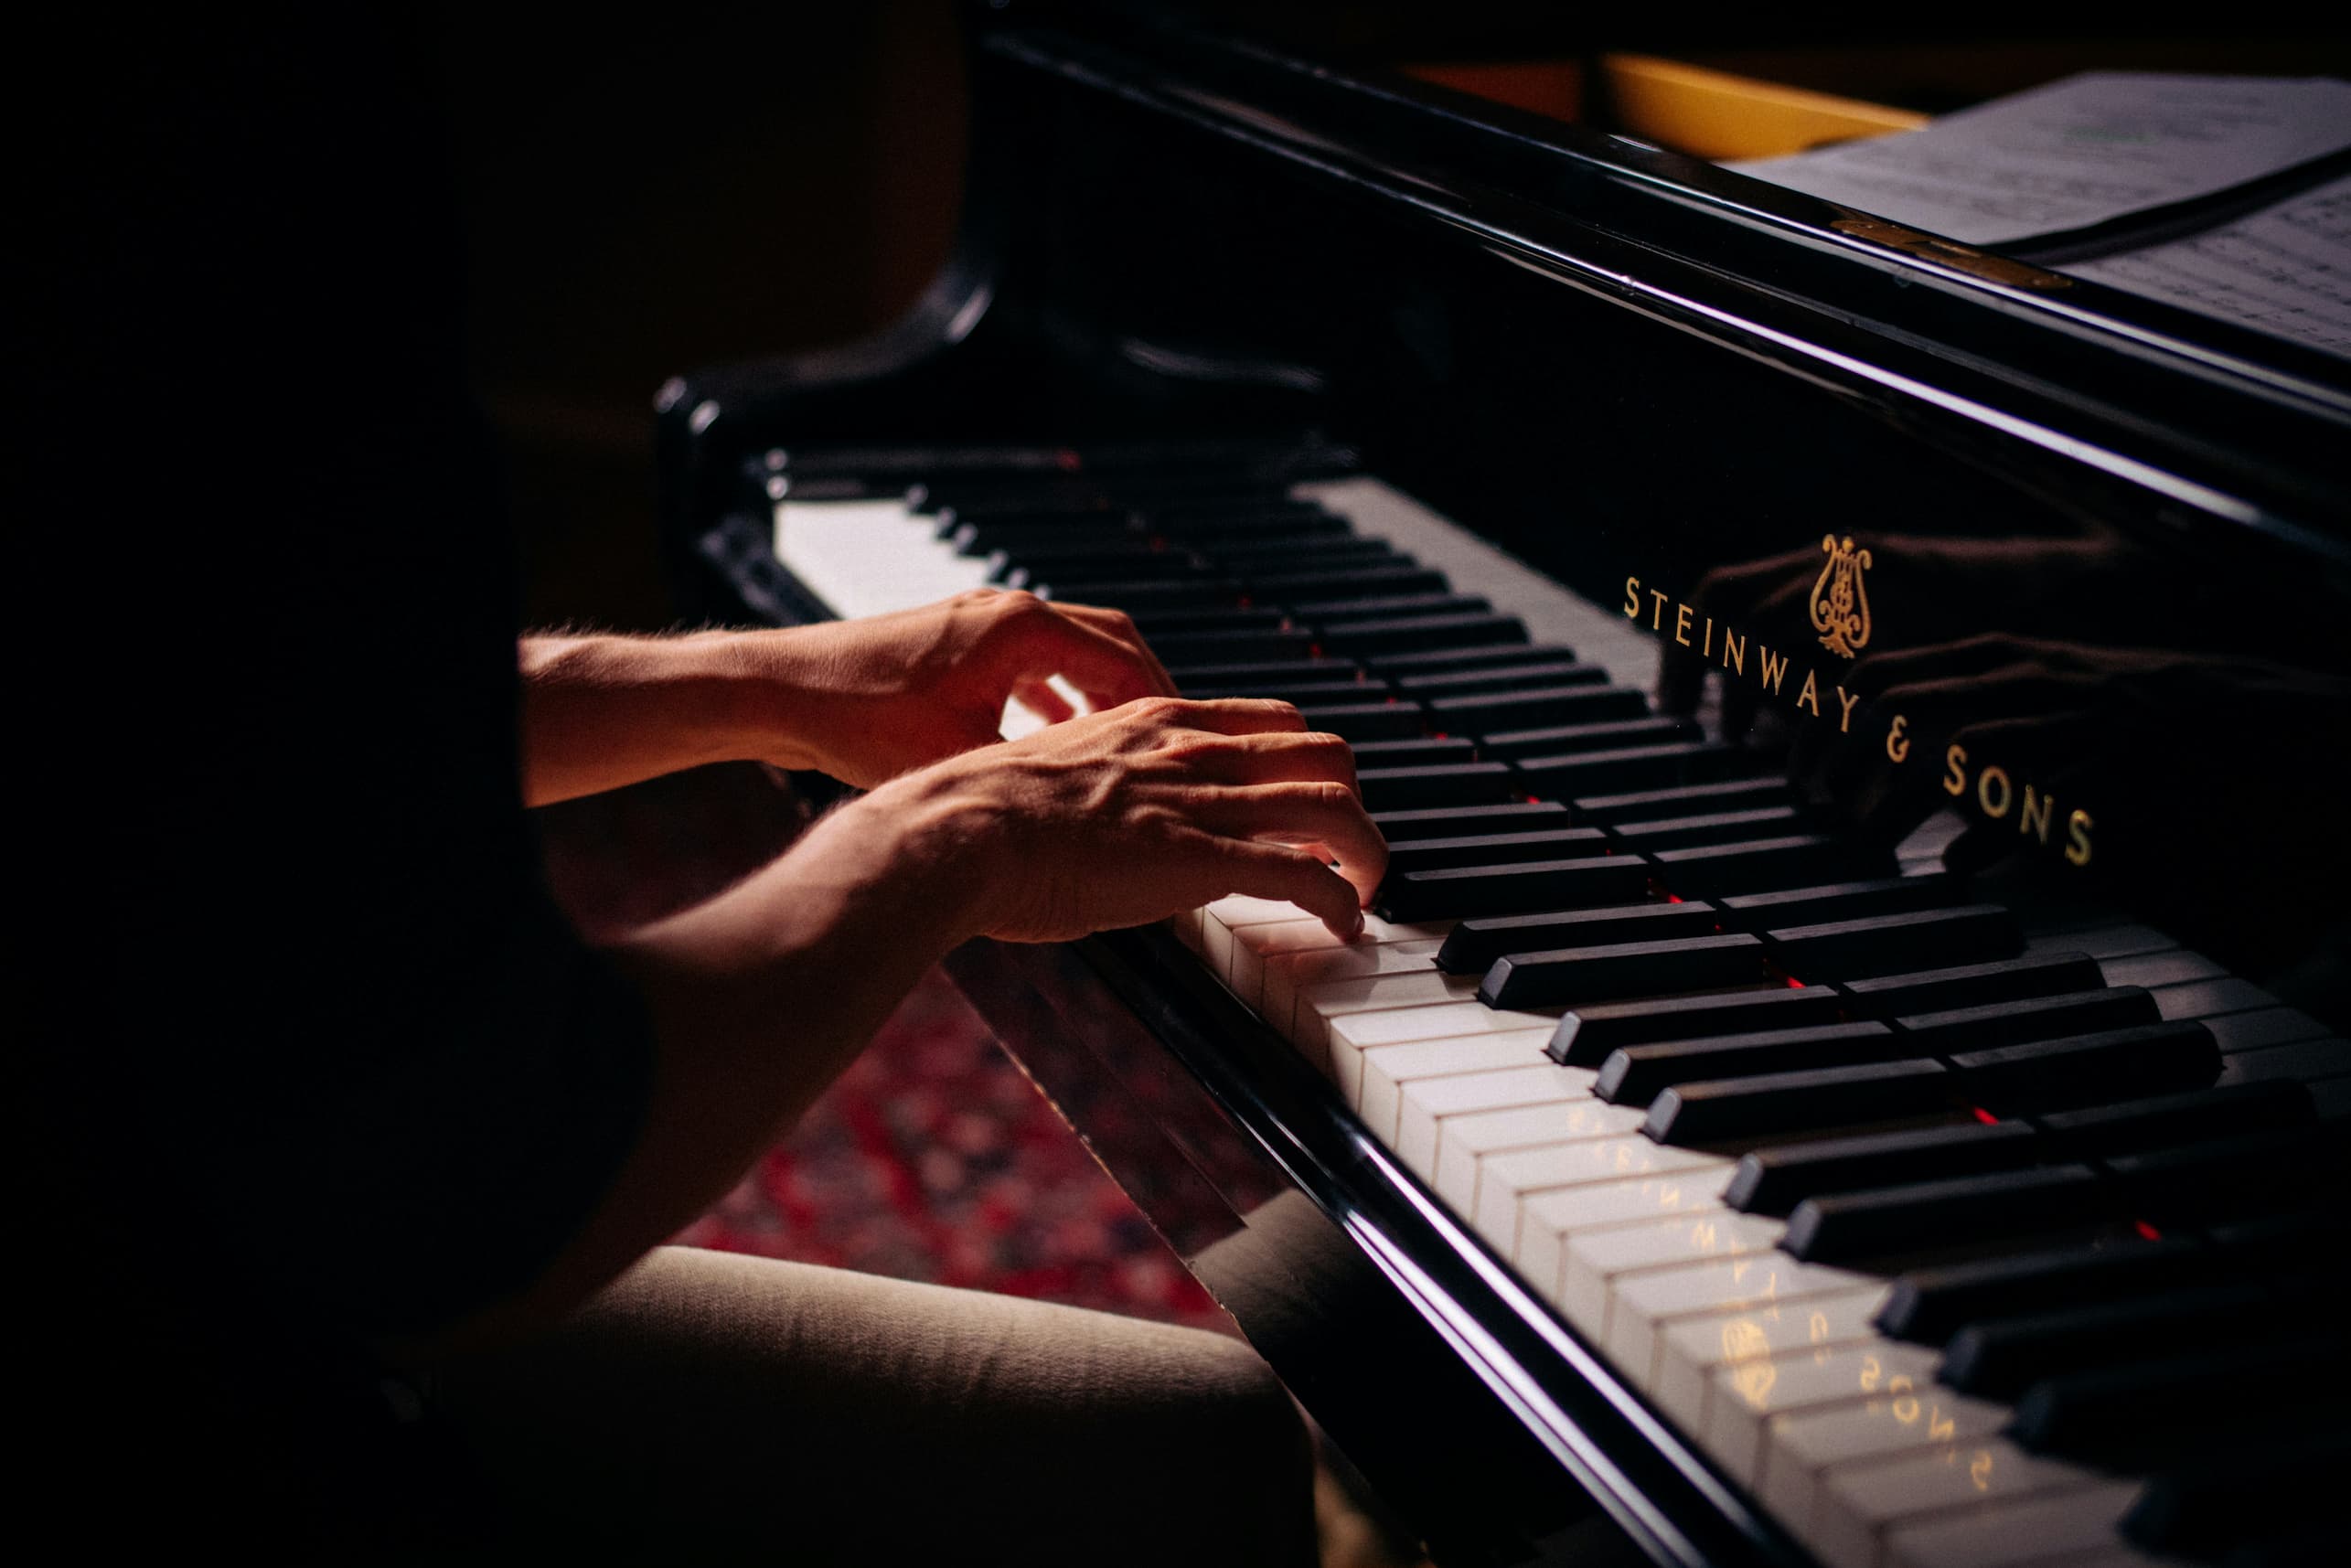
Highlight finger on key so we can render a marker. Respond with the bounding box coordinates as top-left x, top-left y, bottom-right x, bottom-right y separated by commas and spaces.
1205, 782, 1389, 901
1216, 836, 1365, 939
